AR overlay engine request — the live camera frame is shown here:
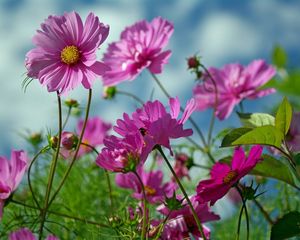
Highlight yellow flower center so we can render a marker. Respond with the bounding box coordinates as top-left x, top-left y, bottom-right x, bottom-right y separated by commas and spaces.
223, 170, 238, 184
144, 185, 156, 195
61, 45, 80, 65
